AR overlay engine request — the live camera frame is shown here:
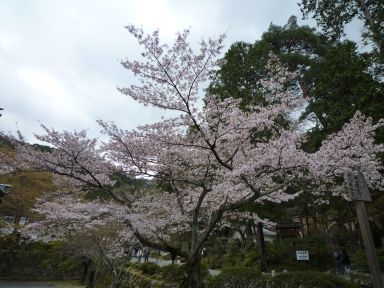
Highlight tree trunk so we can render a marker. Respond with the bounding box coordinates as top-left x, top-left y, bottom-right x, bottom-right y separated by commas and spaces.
312, 211, 319, 235
256, 222, 269, 273
356, 0, 384, 52
184, 253, 202, 288
81, 258, 92, 283
86, 270, 95, 288
13, 213, 21, 236
305, 210, 311, 236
